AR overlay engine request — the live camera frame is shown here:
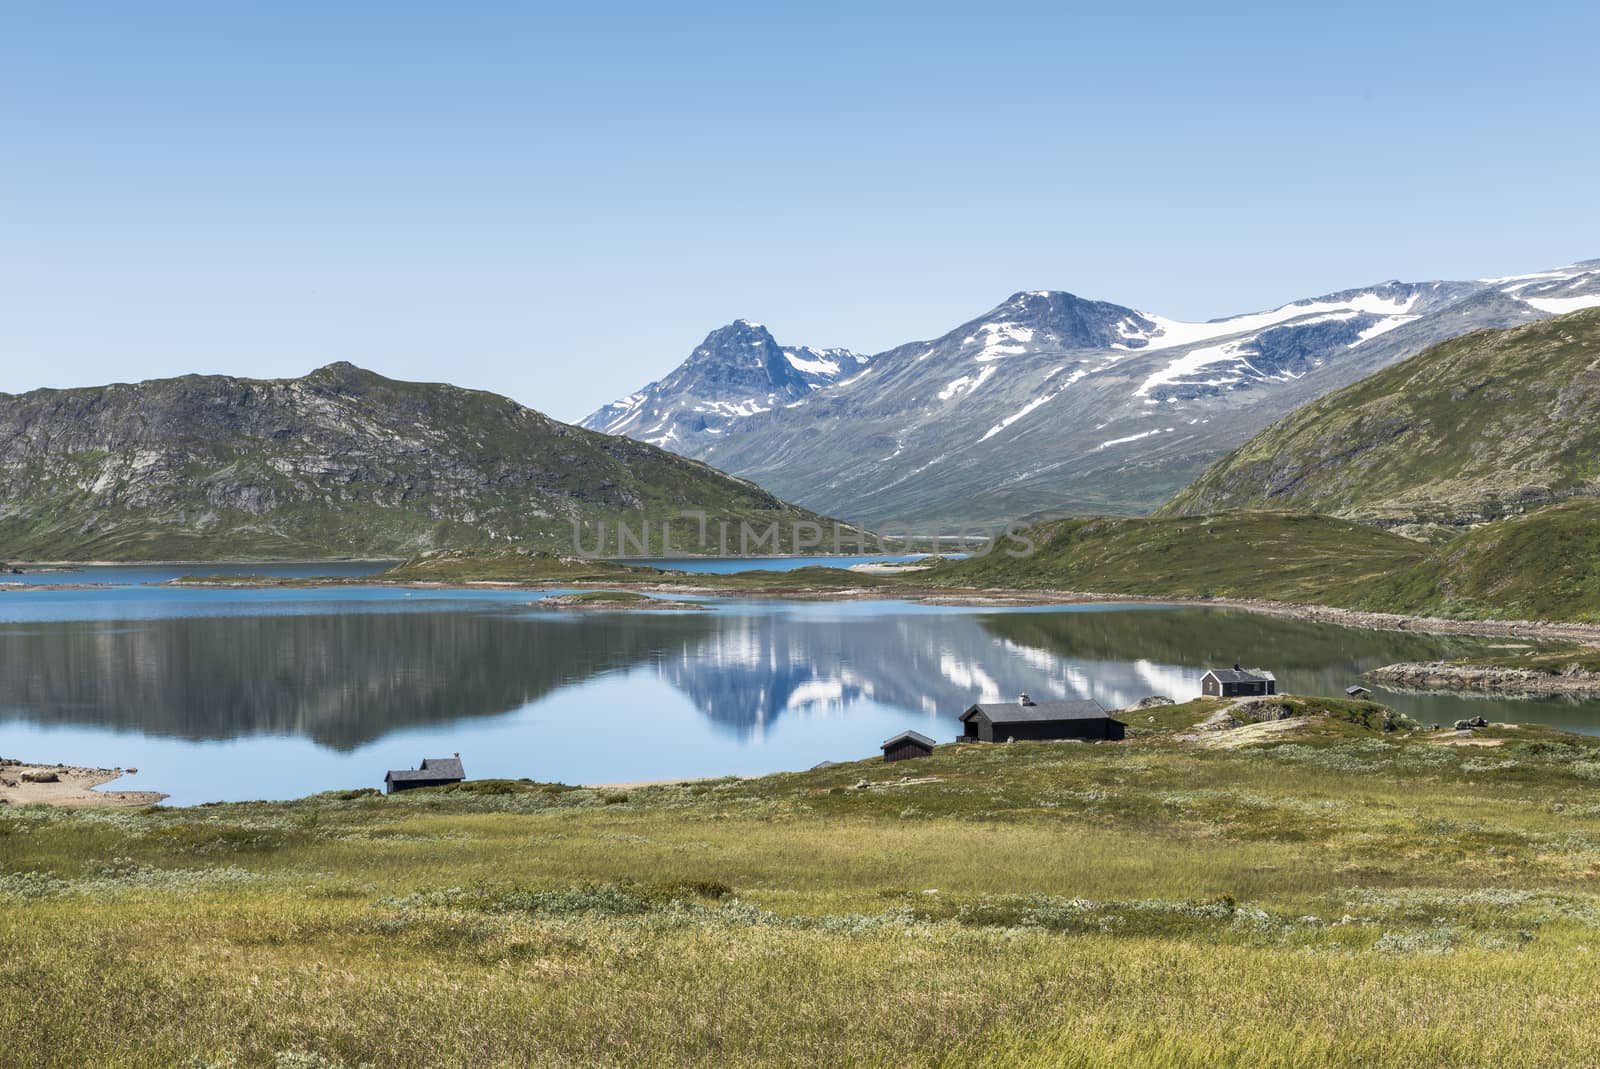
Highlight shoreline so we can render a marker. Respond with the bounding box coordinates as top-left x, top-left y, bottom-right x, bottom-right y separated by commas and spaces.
1365, 661, 1600, 697
155, 574, 1600, 646
5, 557, 402, 568
0, 760, 167, 808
